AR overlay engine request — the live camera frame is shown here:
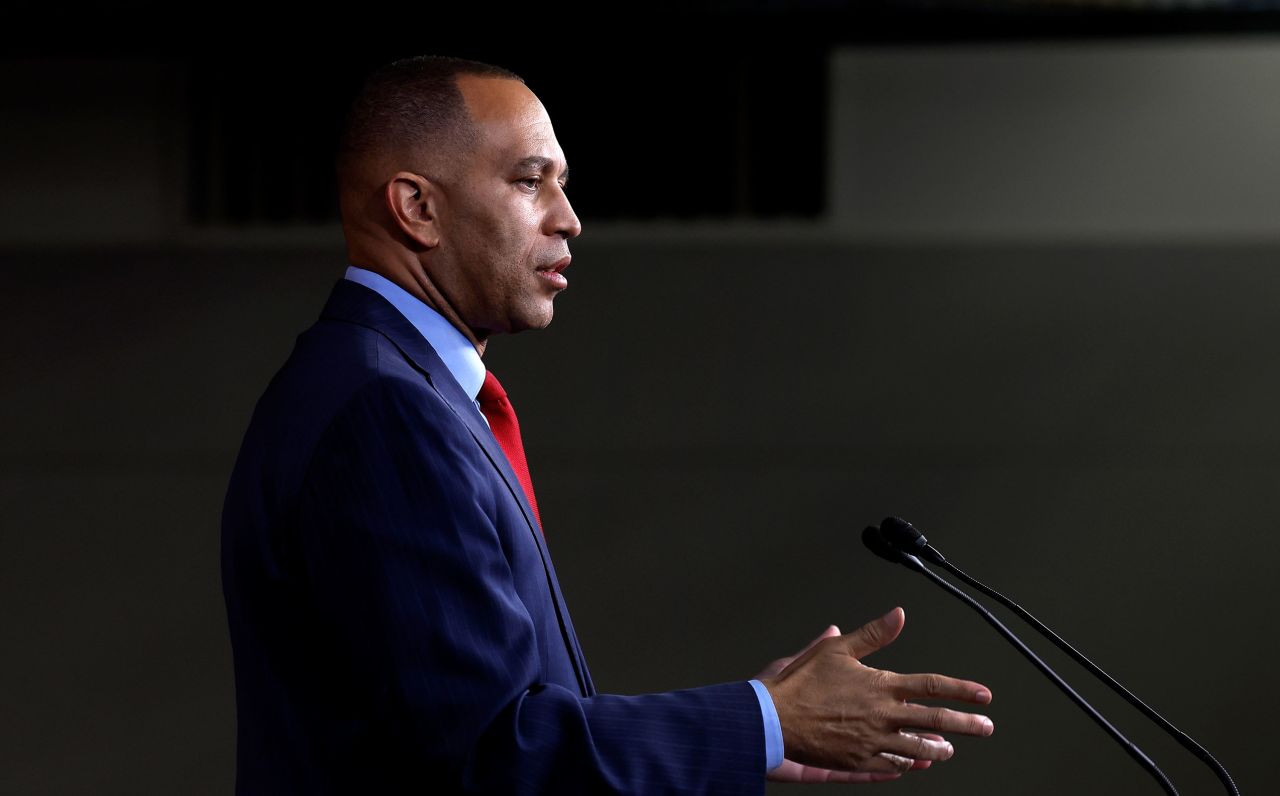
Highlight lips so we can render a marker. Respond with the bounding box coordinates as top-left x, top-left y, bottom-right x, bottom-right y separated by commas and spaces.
538, 256, 571, 274
536, 256, 571, 289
